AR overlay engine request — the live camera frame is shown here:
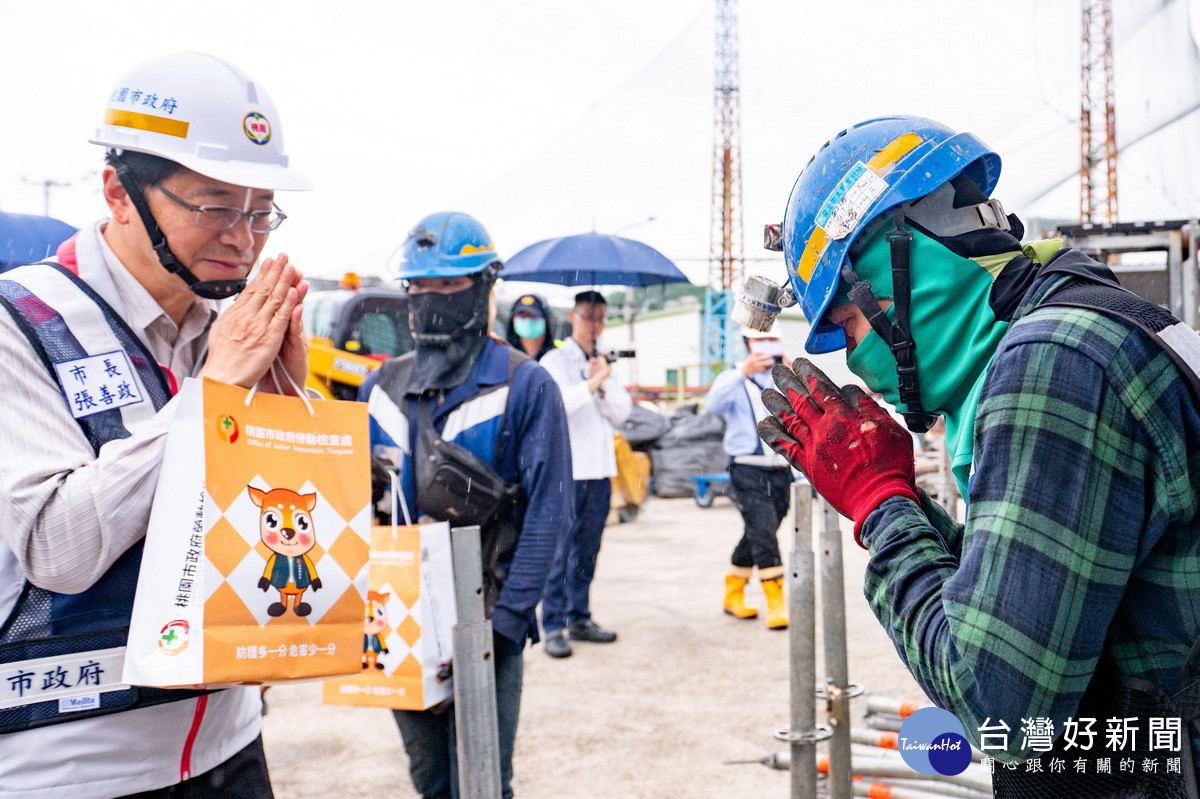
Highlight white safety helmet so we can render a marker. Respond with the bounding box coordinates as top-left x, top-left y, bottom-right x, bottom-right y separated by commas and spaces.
90, 52, 311, 191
